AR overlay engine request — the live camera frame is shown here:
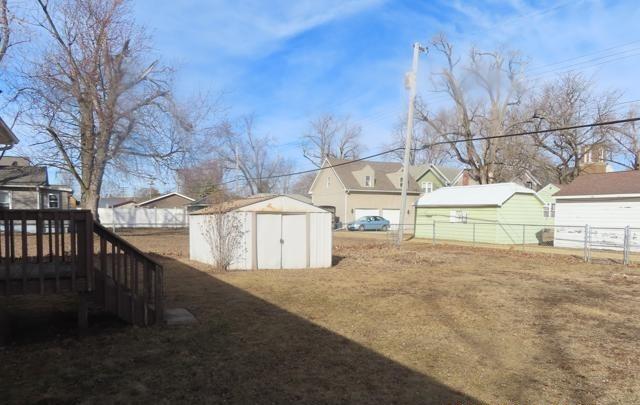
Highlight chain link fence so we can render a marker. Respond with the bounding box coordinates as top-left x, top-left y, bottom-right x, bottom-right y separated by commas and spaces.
380, 221, 639, 266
